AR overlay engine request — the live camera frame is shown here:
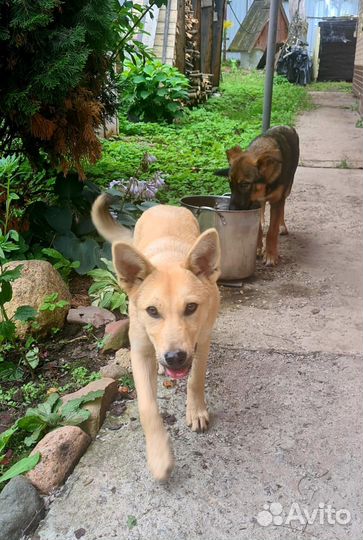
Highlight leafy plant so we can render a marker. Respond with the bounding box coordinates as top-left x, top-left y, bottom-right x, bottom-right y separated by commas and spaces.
0, 389, 105, 484
88, 258, 128, 313
0, 390, 105, 455
39, 293, 69, 313
120, 58, 190, 122
26, 172, 105, 274
119, 373, 135, 391
86, 70, 311, 204
41, 248, 80, 282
